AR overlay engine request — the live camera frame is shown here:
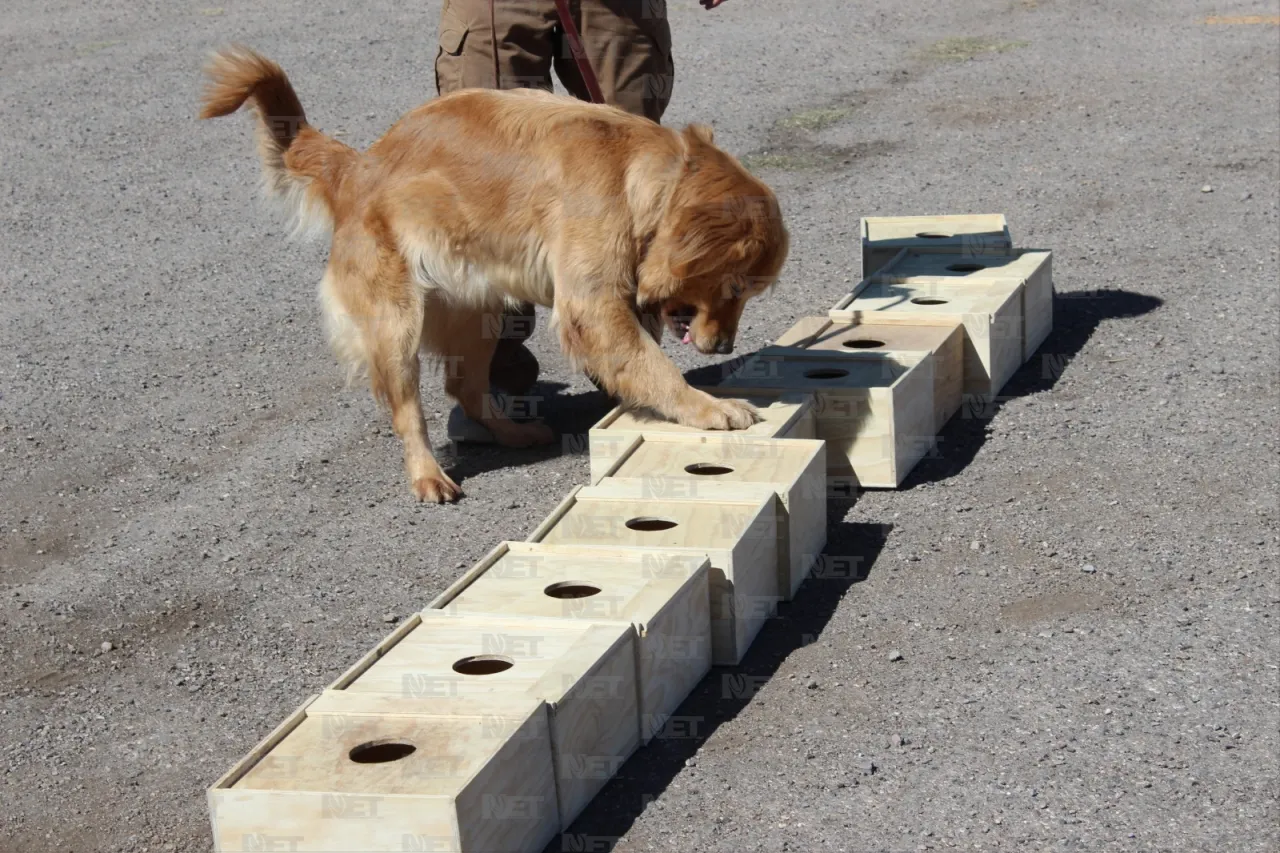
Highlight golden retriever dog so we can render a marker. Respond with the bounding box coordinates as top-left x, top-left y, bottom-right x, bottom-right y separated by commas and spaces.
200, 47, 788, 502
